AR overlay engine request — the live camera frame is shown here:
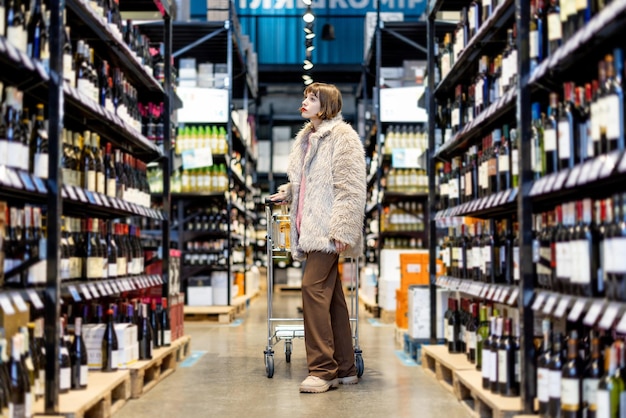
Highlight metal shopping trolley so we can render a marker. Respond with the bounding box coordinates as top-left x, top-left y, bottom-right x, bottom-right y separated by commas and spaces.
263, 199, 364, 378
